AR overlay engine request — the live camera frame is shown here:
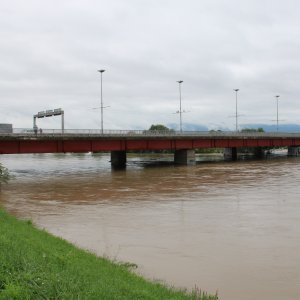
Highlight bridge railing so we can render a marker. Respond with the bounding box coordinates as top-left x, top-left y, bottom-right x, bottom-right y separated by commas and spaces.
2, 128, 300, 138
